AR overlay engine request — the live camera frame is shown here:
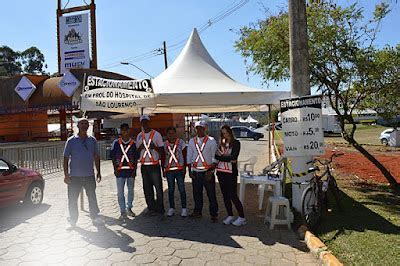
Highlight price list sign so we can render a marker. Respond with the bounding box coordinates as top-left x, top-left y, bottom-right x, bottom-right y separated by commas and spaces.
280, 95, 325, 157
